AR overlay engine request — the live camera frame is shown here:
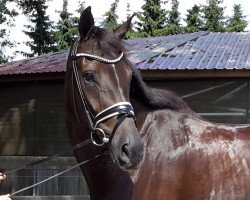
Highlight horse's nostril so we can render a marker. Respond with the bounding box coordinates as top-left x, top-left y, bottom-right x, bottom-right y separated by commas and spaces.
118, 157, 127, 166
122, 143, 130, 158
117, 143, 130, 166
